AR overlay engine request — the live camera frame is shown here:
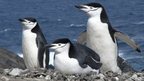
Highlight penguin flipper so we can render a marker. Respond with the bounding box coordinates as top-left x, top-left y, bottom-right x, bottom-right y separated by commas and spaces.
85, 56, 102, 69
77, 30, 87, 45
36, 37, 45, 67
114, 32, 141, 52
36, 35, 49, 68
